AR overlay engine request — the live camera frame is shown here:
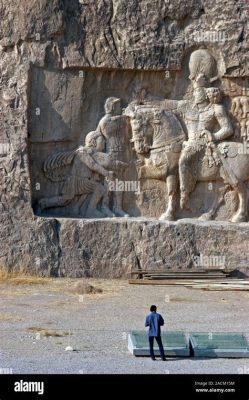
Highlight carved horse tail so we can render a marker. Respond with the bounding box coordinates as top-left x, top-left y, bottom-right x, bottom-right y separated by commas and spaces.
43, 150, 77, 182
